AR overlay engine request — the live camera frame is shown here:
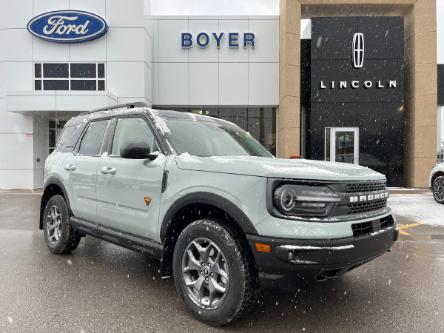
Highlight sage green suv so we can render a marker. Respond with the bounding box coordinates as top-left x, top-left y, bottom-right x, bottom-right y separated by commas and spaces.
40, 103, 398, 326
